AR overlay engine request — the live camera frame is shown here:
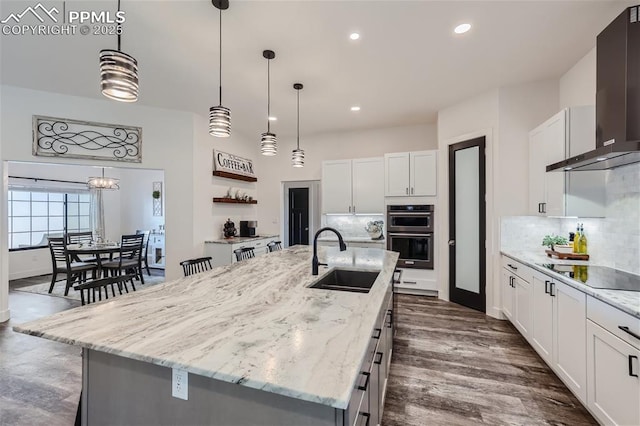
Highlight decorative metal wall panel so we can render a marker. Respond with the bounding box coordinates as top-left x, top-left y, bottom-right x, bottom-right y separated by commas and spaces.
152, 181, 163, 217
32, 115, 142, 163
